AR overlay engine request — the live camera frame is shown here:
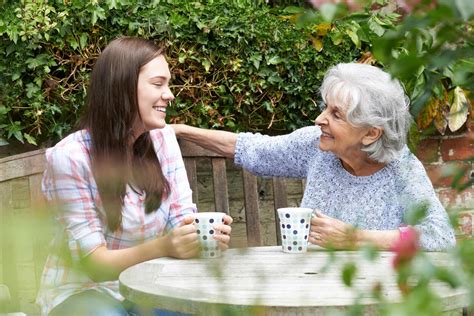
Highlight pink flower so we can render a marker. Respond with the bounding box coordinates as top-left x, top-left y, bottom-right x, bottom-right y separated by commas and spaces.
391, 226, 420, 270
395, 0, 437, 13
308, 0, 362, 12
396, 0, 421, 12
